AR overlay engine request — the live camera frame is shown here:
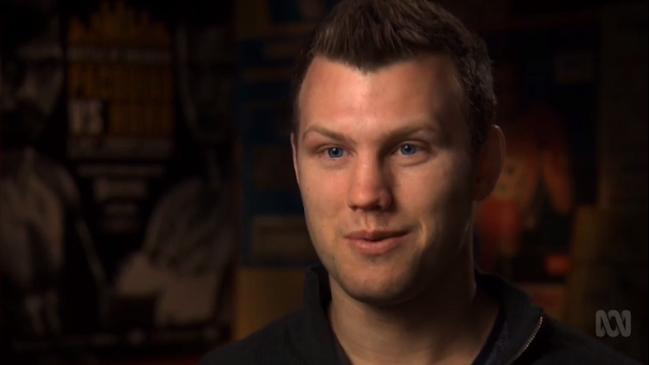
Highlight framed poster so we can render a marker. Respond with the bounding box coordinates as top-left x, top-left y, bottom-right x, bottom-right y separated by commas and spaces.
1, 1, 236, 362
